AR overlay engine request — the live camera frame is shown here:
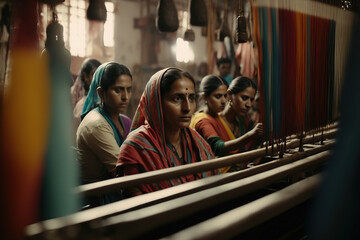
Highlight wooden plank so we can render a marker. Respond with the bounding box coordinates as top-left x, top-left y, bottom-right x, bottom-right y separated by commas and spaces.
96, 152, 328, 239
167, 174, 321, 240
